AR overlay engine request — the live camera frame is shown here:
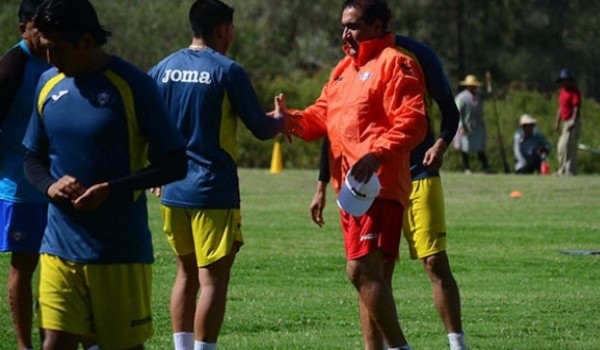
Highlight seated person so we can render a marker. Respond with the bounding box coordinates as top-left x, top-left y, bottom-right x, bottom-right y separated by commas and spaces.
513, 114, 552, 174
